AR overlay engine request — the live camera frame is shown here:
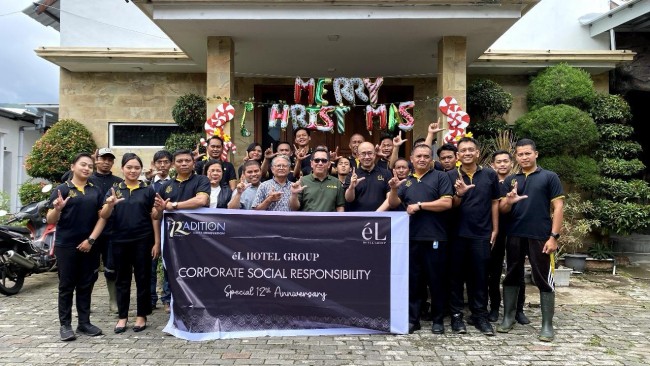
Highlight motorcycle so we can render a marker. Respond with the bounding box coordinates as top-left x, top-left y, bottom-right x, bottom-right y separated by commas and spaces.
0, 184, 57, 295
